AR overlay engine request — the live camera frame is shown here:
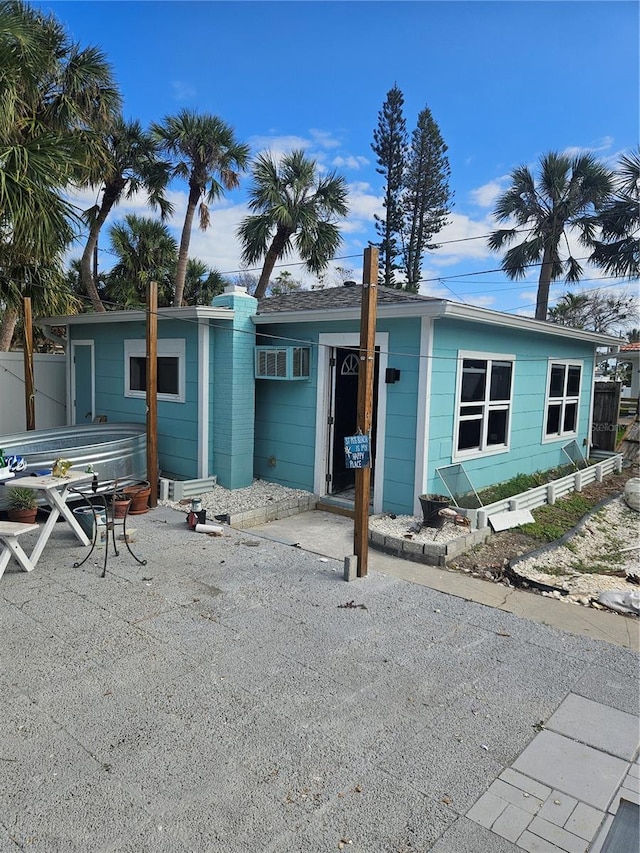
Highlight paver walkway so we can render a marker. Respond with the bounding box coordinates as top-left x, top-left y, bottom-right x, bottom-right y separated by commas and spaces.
467, 694, 639, 851
0, 506, 638, 851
